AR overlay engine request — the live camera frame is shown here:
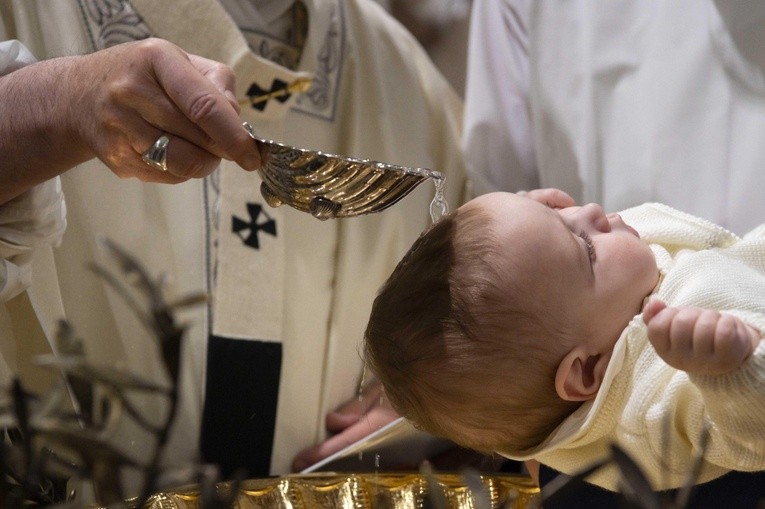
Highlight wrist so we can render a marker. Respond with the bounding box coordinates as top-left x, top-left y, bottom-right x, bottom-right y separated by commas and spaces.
44, 55, 94, 164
